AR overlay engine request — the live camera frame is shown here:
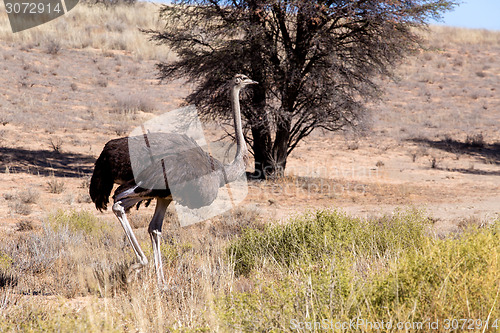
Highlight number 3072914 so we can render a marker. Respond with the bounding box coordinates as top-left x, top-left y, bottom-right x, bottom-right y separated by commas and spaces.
5, 2, 62, 14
